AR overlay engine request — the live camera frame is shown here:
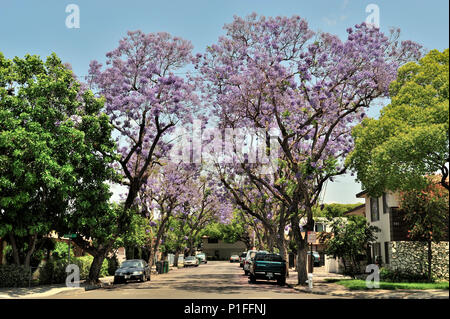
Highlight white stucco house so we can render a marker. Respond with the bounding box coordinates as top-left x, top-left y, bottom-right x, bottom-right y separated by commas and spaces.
356, 190, 449, 279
